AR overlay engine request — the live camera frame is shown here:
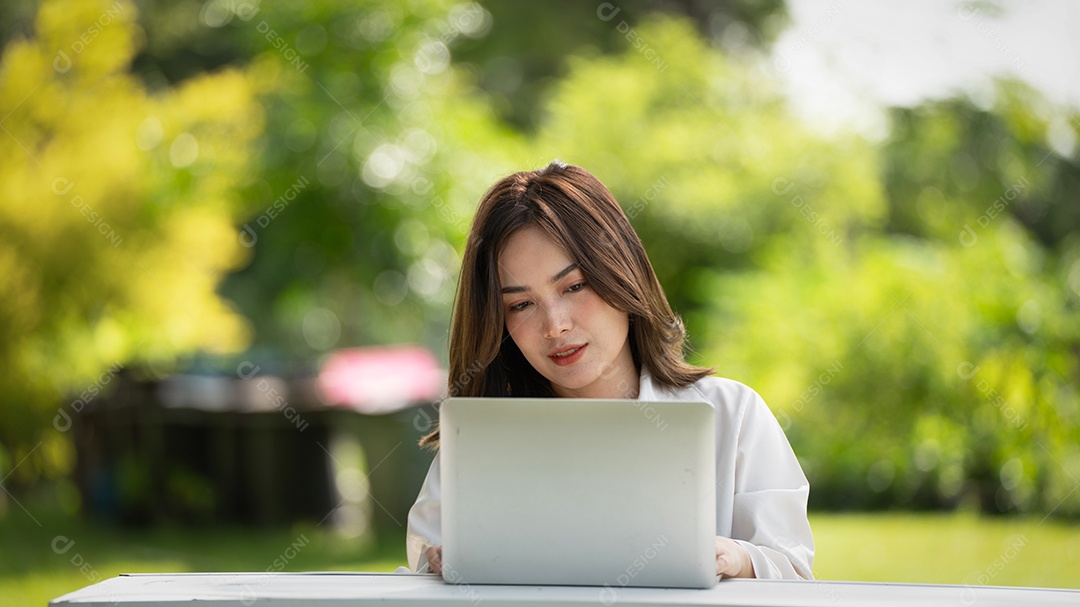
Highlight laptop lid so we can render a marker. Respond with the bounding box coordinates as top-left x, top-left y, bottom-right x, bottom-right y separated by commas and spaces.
439, 397, 717, 589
